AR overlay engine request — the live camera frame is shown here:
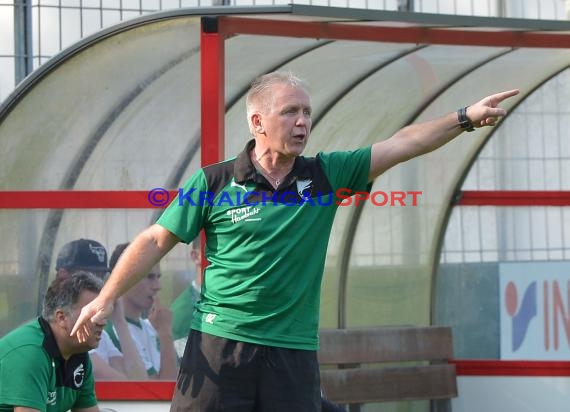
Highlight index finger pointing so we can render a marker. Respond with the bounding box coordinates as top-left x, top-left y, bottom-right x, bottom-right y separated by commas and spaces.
493, 89, 520, 103
70, 309, 91, 337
